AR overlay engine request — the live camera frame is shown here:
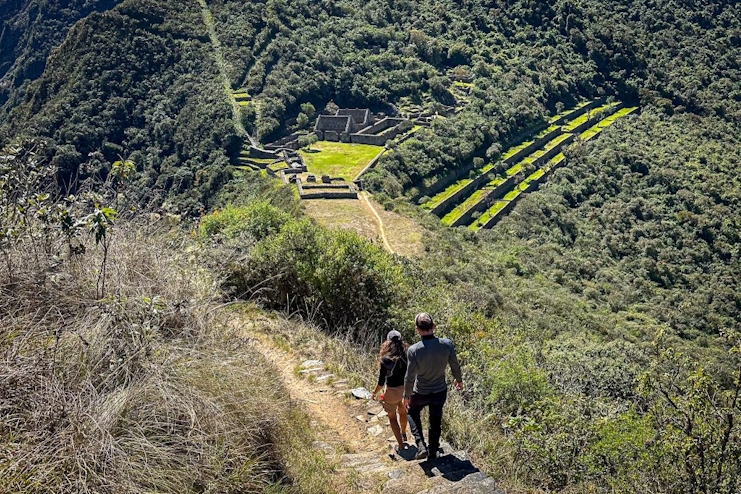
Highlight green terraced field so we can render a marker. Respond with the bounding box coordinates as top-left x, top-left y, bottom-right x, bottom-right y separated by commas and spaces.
524, 168, 546, 183
441, 188, 487, 225
562, 102, 619, 131
470, 200, 509, 229
549, 100, 592, 124
580, 107, 638, 141
505, 162, 524, 176
421, 163, 495, 209
423, 100, 637, 230
503, 188, 522, 201
502, 140, 533, 160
